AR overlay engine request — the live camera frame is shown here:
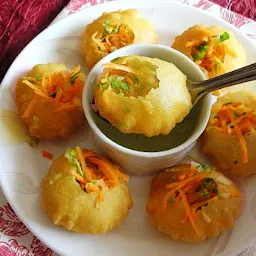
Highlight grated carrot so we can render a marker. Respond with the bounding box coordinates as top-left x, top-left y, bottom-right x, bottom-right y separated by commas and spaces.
125, 76, 134, 87
231, 102, 242, 107
55, 89, 63, 102
179, 189, 200, 237
22, 65, 84, 118
76, 146, 92, 182
208, 102, 256, 164
161, 163, 241, 237
163, 172, 208, 212
226, 108, 248, 163
166, 172, 208, 189
182, 182, 202, 194
42, 150, 53, 160
186, 34, 229, 75
72, 171, 86, 184
178, 174, 186, 181
226, 112, 249, 128
69, 147, 129, 208
87, 156, 119, 185
22, 80, 48, 98
22, 95, 38, 118
83, 150, 95, 158
92, 31, 107, 52
185, 39, 206, 48
95, 23, 134, 54
187, 167, 196, 178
